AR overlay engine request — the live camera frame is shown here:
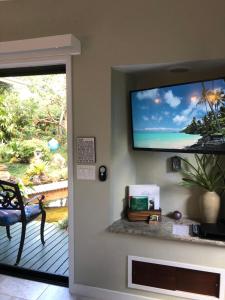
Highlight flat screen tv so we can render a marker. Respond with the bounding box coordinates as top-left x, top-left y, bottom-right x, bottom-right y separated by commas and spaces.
130, 77, 225, 153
